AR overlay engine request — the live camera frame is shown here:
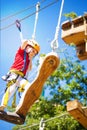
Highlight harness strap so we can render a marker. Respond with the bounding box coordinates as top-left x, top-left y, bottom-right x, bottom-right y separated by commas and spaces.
6, 79, 16, 88
22, 50, 27, 72
10, 69, 24, 77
